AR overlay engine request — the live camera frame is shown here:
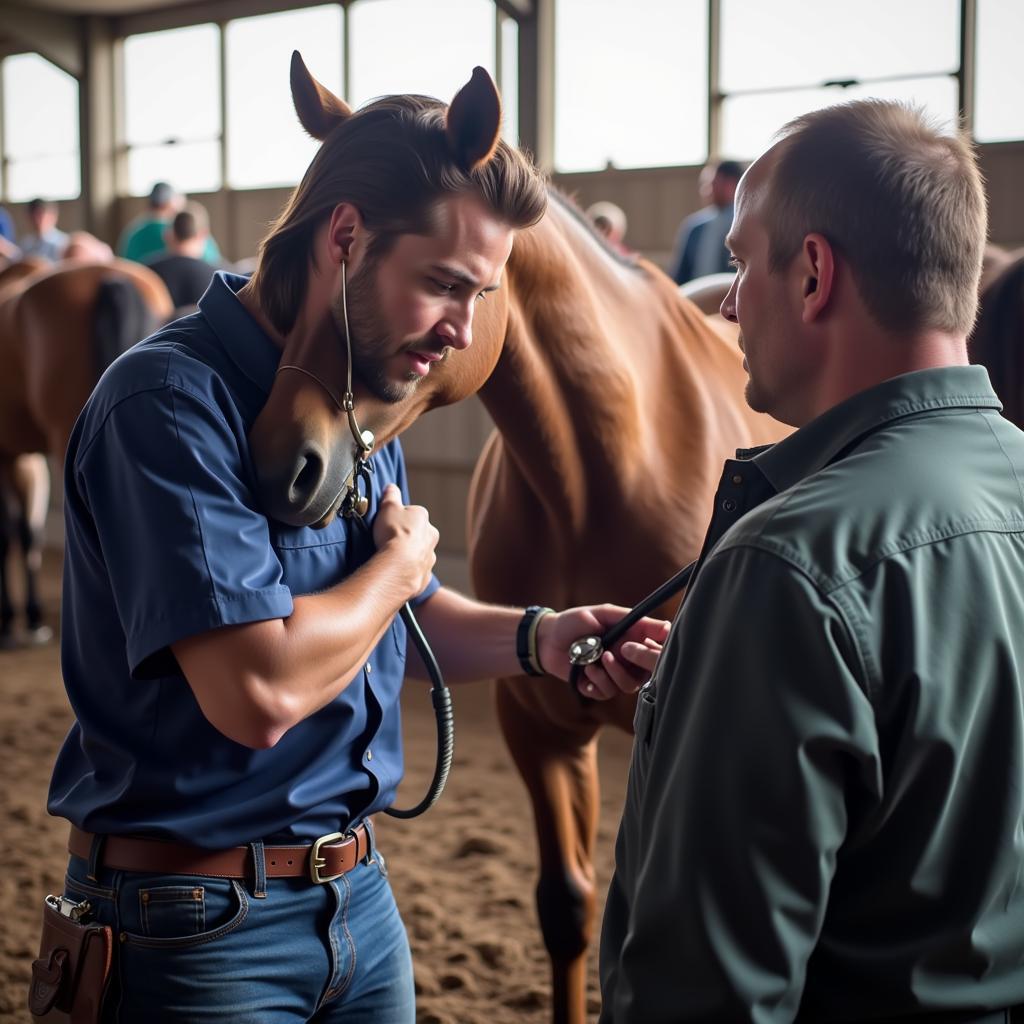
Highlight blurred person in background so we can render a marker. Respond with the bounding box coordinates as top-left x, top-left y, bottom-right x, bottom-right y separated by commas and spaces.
119, 181, 222, 265
145, 201, 220, 312
668, 159, 743, 285
19, 198, 68, 262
